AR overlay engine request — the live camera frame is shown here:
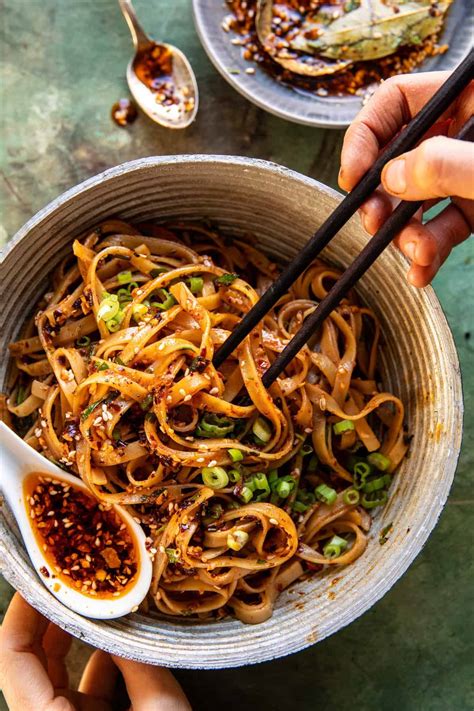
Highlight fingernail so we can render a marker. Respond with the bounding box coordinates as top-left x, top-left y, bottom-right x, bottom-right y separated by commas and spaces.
384, 159, 407, 194
404, 241, 417, 261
